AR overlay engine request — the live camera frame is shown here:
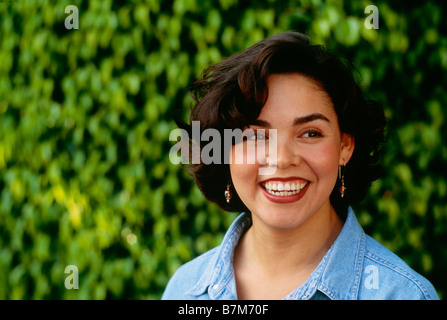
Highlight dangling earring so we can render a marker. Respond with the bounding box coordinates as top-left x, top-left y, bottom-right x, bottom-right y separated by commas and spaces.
338, 164, 346, 198
224, 184, 232, 203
